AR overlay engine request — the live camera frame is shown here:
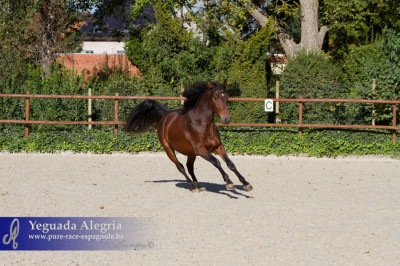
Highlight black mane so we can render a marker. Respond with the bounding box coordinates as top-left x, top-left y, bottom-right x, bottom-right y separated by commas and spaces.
182, 81, 223, 112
